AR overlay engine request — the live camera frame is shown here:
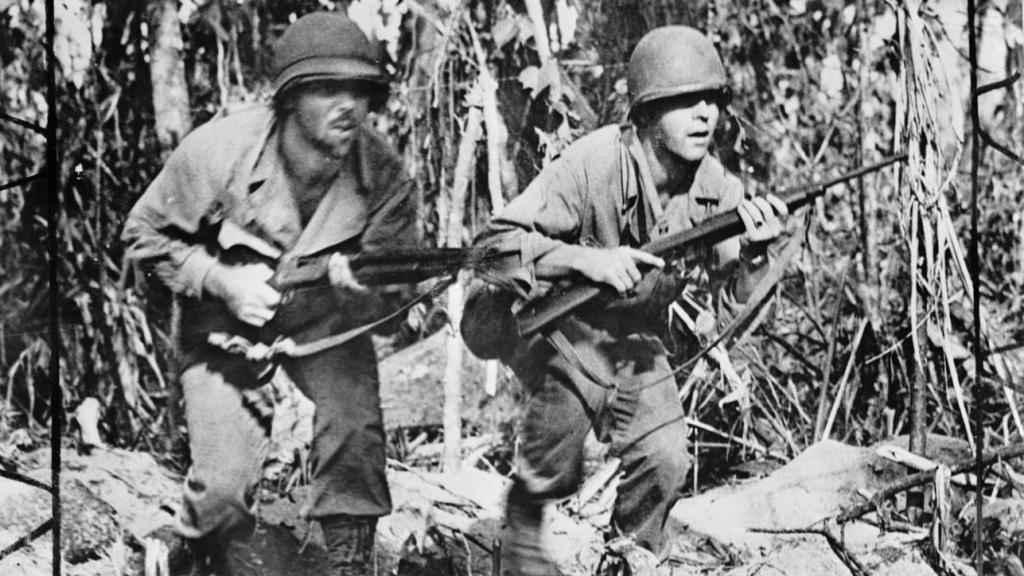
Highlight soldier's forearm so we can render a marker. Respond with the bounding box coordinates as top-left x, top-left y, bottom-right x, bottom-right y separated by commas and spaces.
534, 244, 590, 279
